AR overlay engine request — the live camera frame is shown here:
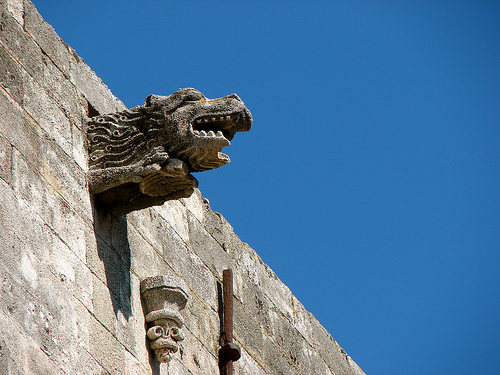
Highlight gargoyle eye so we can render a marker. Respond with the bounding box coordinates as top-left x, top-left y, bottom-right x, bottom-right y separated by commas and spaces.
183, 91, 204, 102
